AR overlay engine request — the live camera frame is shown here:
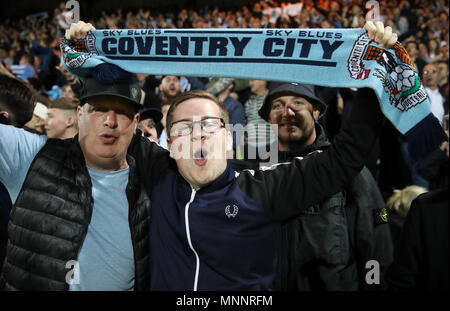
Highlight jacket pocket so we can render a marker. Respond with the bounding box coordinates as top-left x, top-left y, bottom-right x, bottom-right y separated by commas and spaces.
294, 192, 350, 266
